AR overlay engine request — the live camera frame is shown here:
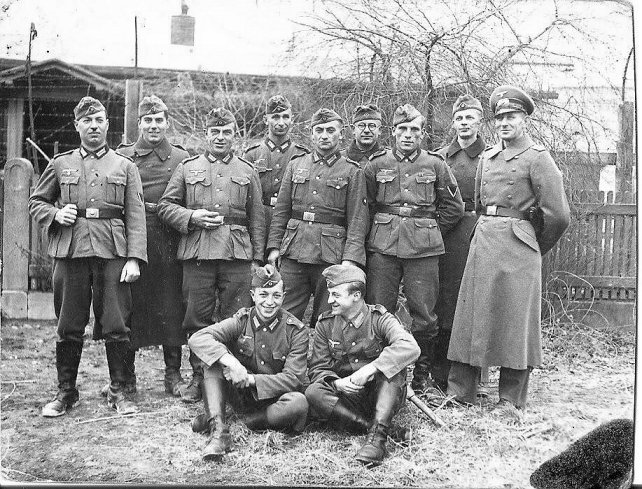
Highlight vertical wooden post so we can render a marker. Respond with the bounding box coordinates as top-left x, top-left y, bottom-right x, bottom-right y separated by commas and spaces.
616, 101, 634, 197
6, 98, 25, 160
1, 158, 34, 318
124, 79, 142, 144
